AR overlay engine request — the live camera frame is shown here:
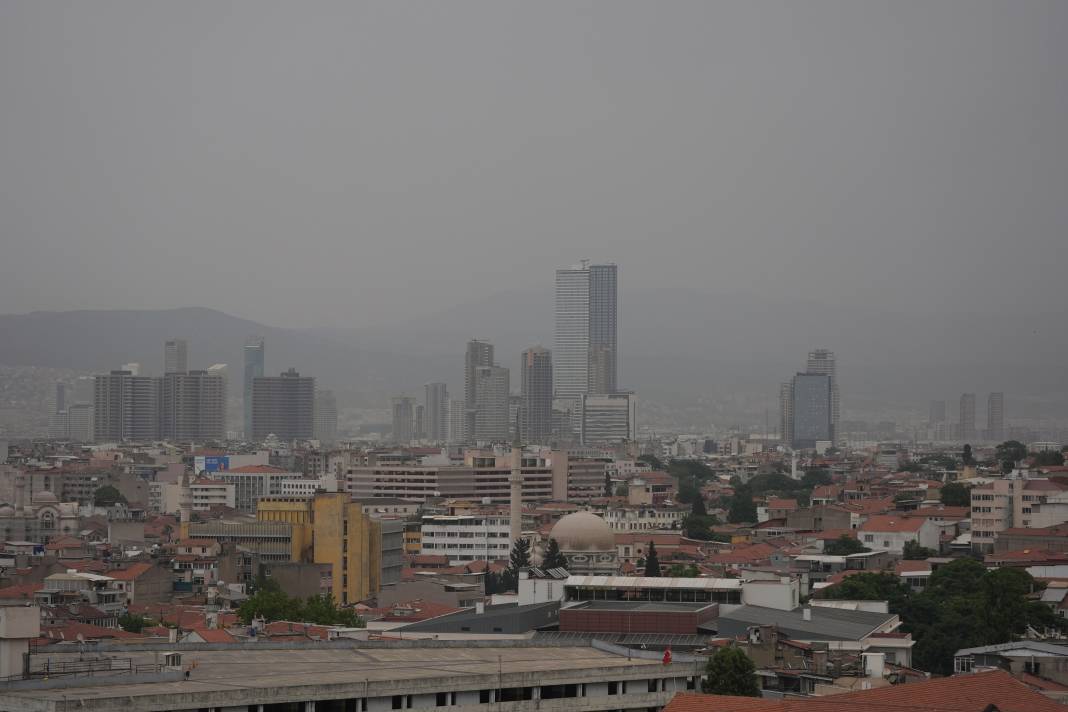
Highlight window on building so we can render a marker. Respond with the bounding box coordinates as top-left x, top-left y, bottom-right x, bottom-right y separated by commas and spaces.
608, 682, 619, 695
541, 684, 578, 699
1025, 661, 1042, 675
